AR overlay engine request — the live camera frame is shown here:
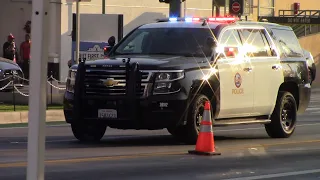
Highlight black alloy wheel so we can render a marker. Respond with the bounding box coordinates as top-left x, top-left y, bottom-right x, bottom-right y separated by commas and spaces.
265, 91, 297, 138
